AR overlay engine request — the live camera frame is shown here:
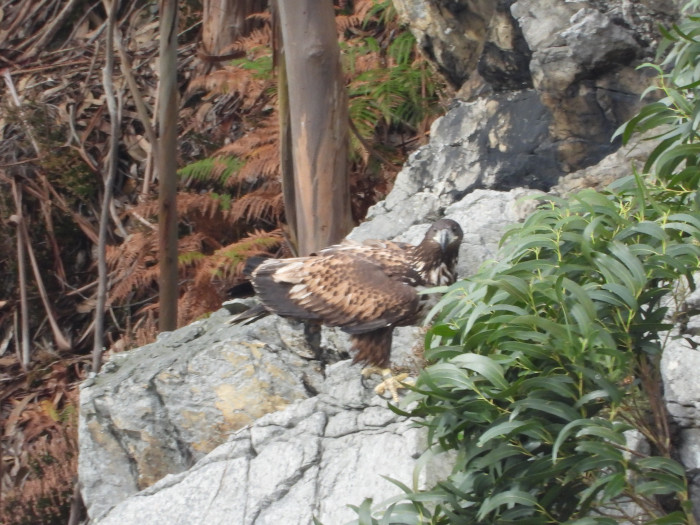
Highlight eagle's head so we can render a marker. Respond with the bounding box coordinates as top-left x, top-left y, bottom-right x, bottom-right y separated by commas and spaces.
427, 218, 463, 253
416, 219, 463, 285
